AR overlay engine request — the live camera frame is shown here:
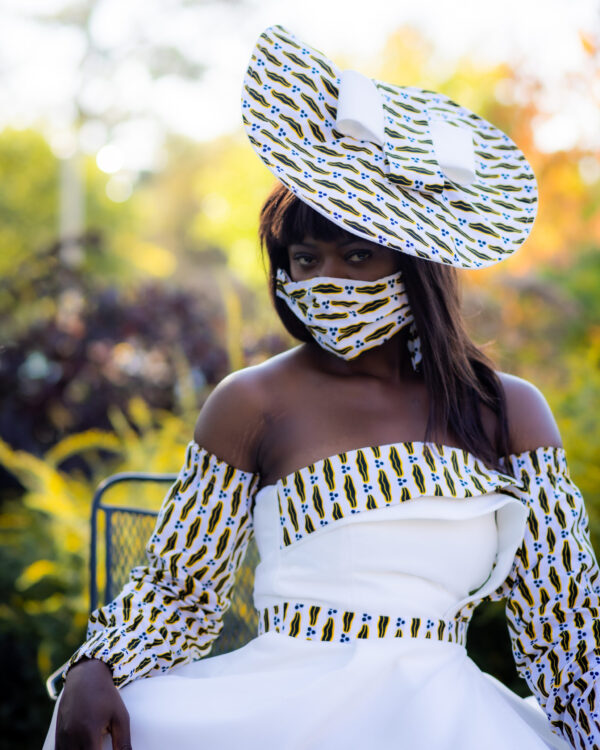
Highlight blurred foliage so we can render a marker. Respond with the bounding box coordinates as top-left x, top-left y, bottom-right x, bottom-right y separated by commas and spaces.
0, 127, 286, 749
0, 402, 196, 747
0, 129, 135, 284
0, 129, 58, 277
136, 133, 278, 291
0, 244, 230, 459
1, 21, 599, 750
